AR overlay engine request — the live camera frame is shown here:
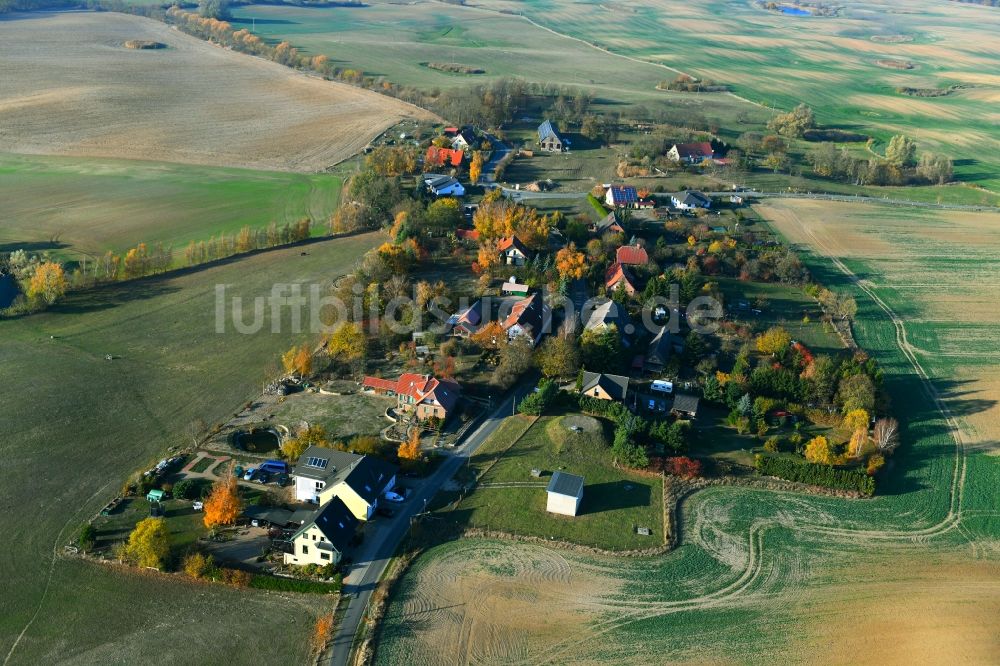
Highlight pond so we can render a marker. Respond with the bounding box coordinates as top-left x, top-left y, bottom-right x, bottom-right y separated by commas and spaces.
233, 428, 280, 454
0, 274, 18, 309
780, 6, 812, 16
